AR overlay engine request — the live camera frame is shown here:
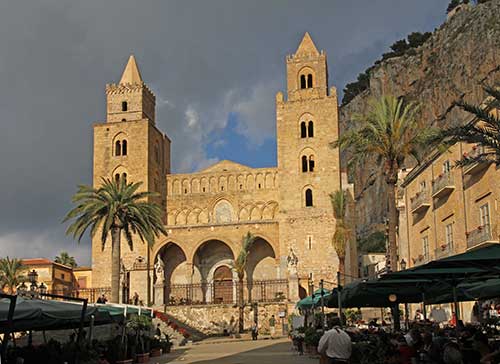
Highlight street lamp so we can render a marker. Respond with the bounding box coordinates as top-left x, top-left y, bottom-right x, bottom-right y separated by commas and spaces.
17, 282, 28, 295
28, 269, 38, 284
39, 282, 47, 295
